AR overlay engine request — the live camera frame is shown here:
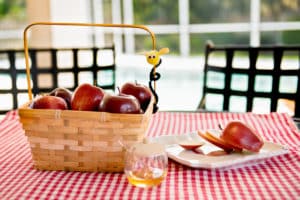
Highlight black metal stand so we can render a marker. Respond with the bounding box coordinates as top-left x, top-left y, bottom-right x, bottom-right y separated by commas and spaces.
149, 59, 162, 113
